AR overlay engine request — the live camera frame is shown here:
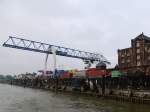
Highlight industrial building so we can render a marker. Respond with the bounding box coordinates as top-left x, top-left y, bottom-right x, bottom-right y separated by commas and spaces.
118, 33, 150, 75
